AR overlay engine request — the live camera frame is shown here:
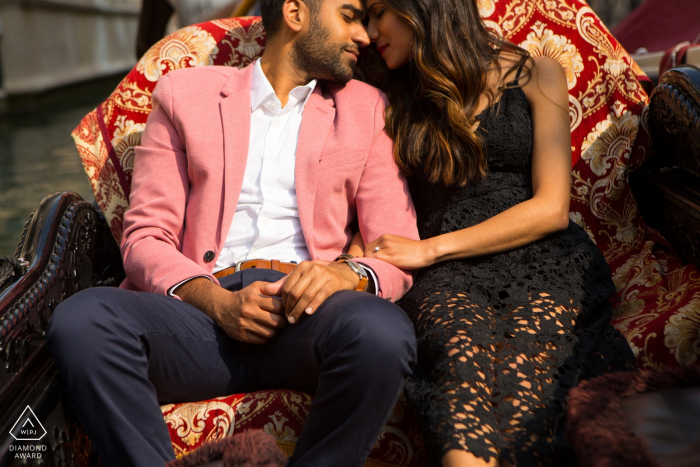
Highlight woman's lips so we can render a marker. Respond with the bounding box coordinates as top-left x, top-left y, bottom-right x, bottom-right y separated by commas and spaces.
376, 44, 388, 56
